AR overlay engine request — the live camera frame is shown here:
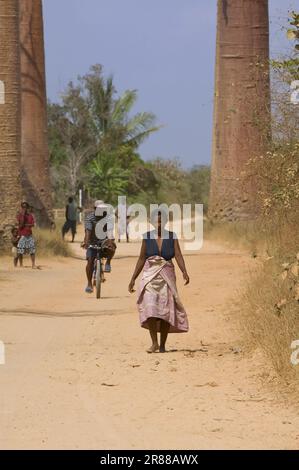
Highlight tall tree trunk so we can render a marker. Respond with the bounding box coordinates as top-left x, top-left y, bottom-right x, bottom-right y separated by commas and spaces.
20, 0, 53, 227
209, 0, 270, 222
0, 0, 22, 247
